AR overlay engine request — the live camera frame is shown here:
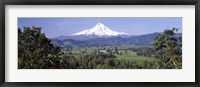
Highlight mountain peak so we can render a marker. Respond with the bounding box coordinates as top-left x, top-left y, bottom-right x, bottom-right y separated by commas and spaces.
96, 22, 106, 27
93, 22, 111, 31
72, 23, 127, 37
97, 22, 104, 26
